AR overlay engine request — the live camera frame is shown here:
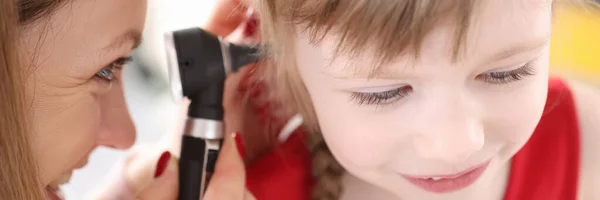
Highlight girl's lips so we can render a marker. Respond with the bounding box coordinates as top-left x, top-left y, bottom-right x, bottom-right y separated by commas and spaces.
400, 160, 491, 193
